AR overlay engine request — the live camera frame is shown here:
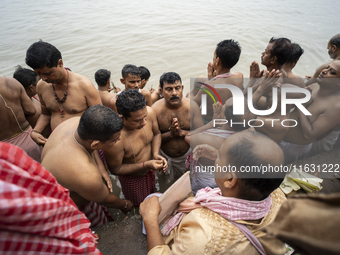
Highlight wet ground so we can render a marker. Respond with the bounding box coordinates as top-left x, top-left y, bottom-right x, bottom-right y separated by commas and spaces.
92, 147, 340, 255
